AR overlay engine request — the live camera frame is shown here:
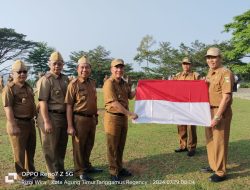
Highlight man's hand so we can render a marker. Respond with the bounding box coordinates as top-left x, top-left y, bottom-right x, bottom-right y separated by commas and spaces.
7, 122, 20, 136
210, 115, 221, 128
128, 112, 138, 120
67, 126, 75, 136
44, 120, 53, 134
